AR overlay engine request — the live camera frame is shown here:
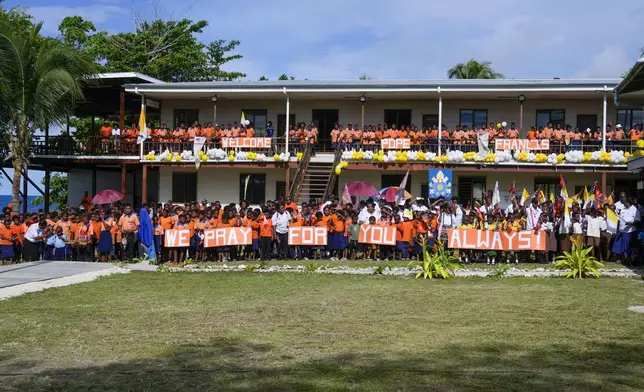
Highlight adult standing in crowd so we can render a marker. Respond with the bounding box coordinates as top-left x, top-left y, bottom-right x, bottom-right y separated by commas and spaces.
272, 203, 291, 260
